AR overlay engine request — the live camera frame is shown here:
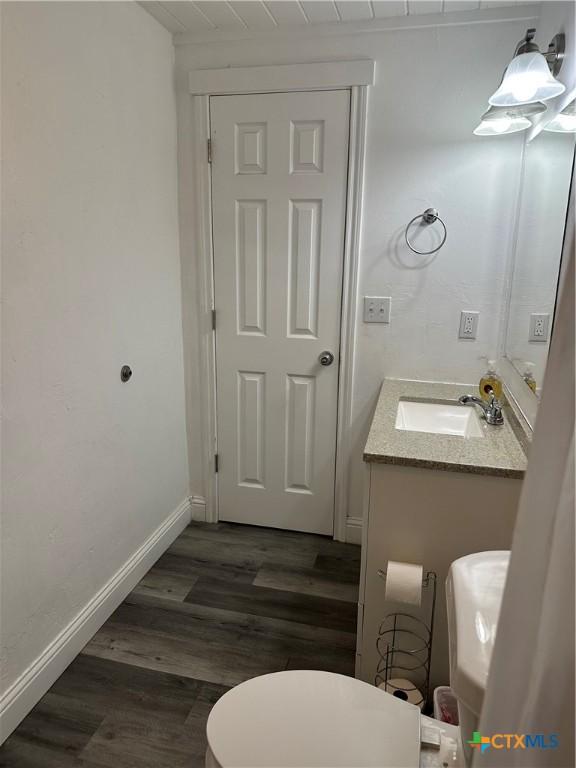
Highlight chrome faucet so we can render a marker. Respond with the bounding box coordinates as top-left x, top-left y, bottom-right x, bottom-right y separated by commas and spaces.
458, 392, 504, 426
